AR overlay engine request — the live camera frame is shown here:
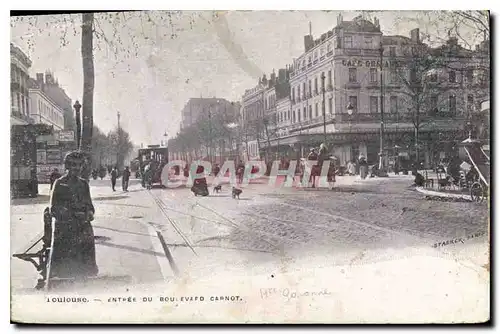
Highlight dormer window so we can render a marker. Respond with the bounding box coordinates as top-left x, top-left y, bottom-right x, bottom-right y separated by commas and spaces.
308, 56, 312, 64
320, 47, 325, 56
327, 43, 332, 52
314, 51, 318, 59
